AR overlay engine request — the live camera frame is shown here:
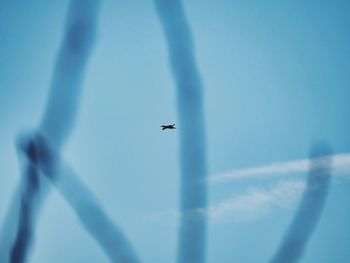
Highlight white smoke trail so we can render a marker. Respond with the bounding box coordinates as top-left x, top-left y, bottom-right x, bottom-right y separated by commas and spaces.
202, 180, 305, 221
209, 153, 350, 183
